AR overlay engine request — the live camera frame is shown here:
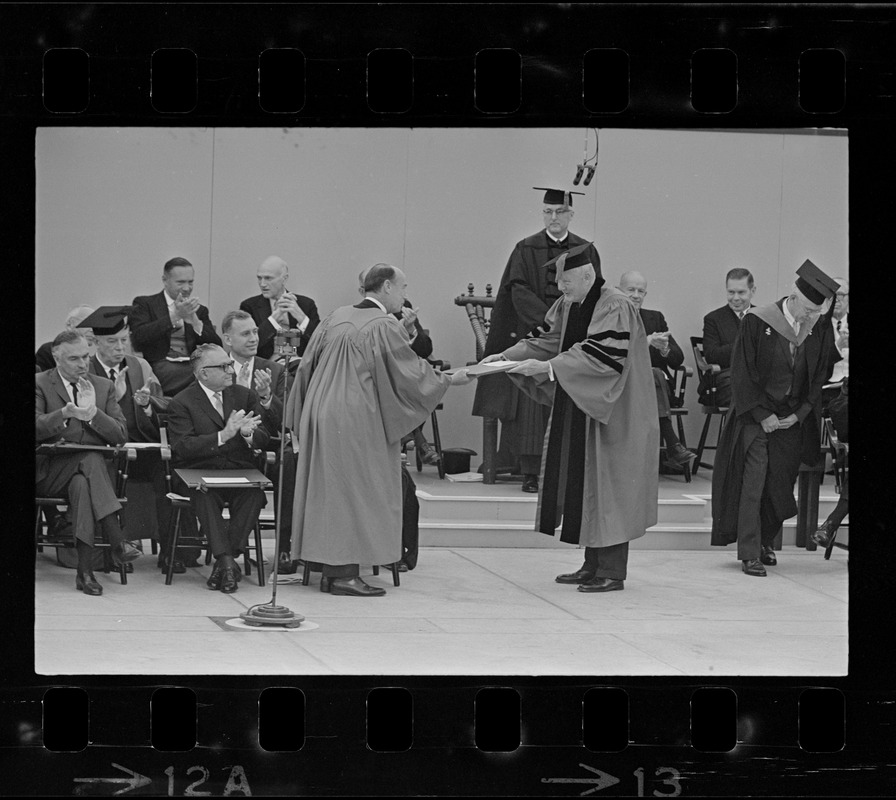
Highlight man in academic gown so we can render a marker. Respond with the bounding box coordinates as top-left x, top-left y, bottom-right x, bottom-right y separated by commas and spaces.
286, 264, 470, 597
36, 330, 141, 595
84, 307, 177, 572
711, 259, 838, 576
473, 187, 600, 493
481, 244, 659, 592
